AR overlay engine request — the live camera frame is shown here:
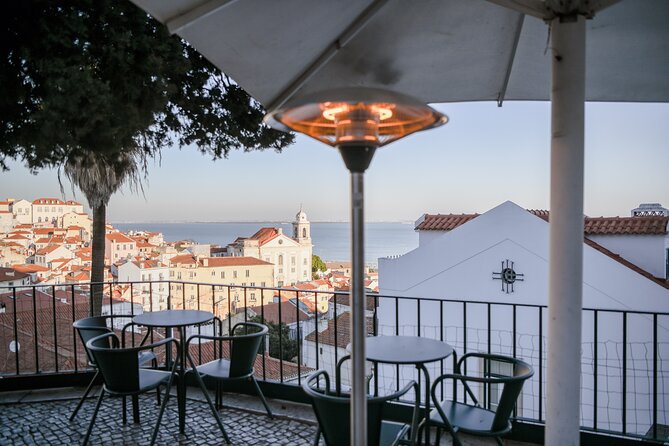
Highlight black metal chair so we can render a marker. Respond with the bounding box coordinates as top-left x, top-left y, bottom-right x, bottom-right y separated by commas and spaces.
418, 353, 534, 446
185, 321, 273, 423
302, 370, 420, 446
82, 332, 179, 446
70, 315, 157, 423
